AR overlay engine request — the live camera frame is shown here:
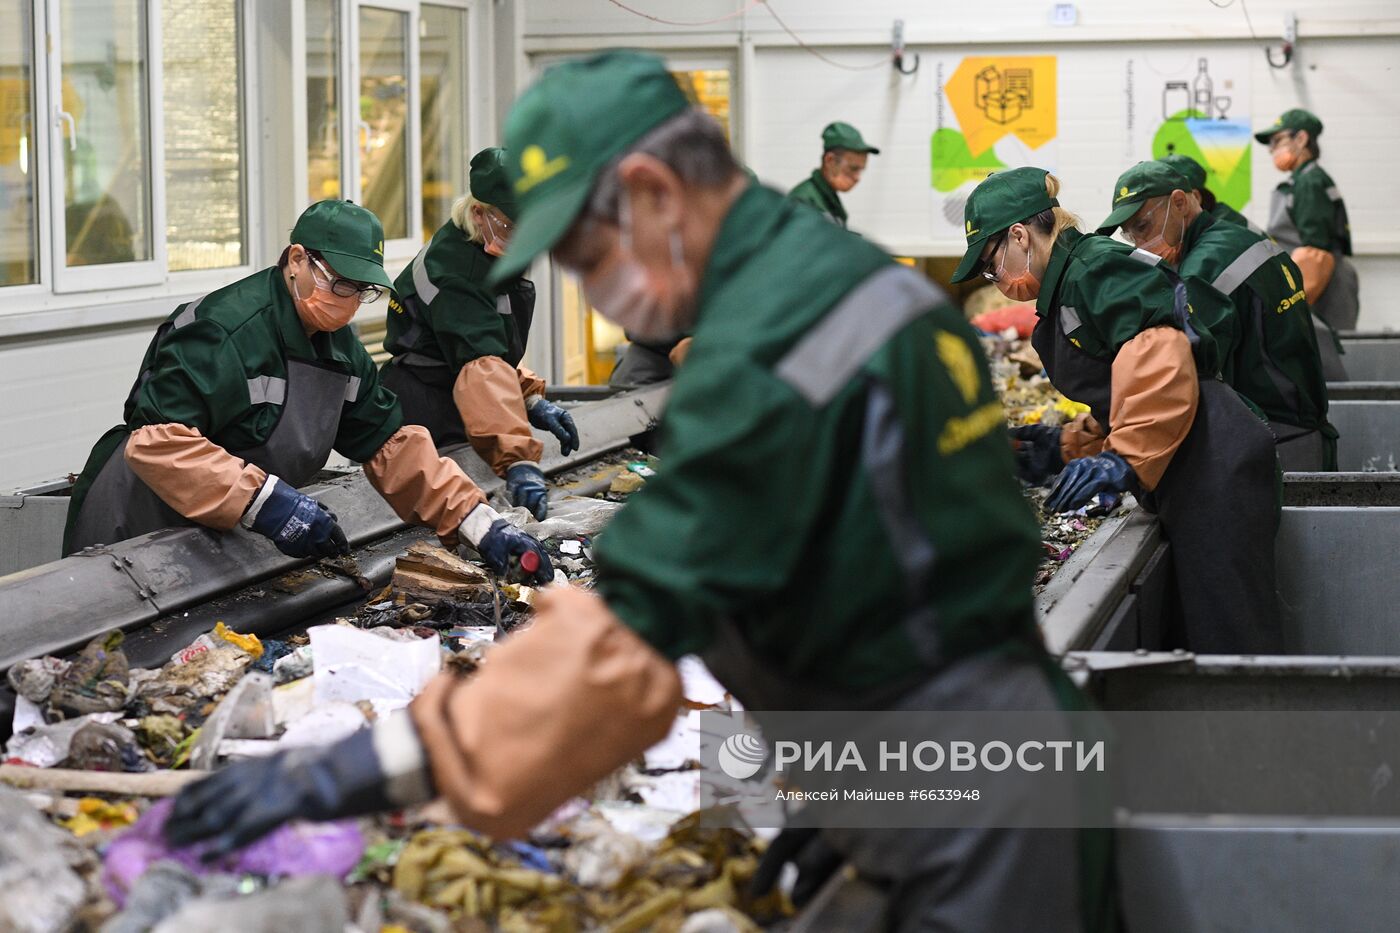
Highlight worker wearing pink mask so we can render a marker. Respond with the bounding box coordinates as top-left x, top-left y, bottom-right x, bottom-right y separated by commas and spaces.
787, 122, 879, 228
958, 167, 1281, 654
382, 148, 577, 520
1255, 109, 1359, 330
65, 200, 553, 586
